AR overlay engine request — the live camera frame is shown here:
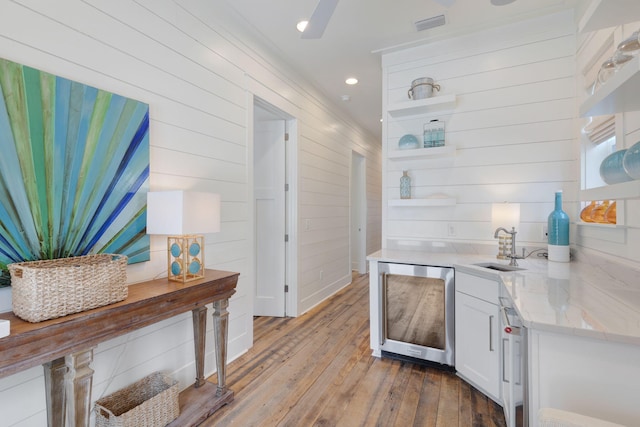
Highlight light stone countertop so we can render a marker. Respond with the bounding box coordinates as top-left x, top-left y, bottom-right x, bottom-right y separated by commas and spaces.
367, 248, 640, 346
